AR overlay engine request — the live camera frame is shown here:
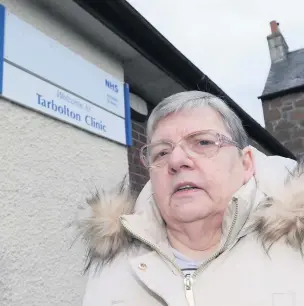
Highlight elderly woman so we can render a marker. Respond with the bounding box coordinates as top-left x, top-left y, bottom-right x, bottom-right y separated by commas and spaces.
77, 91, 304, 306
